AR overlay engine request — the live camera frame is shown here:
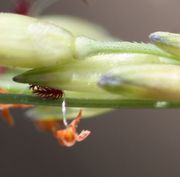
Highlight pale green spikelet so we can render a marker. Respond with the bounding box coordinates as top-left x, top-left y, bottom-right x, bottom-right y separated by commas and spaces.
13, 51, 180, 97
0, 13, 74, 68
150, 31, 180, 57
0, 13, 179, 69
98, 64, 180, 101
